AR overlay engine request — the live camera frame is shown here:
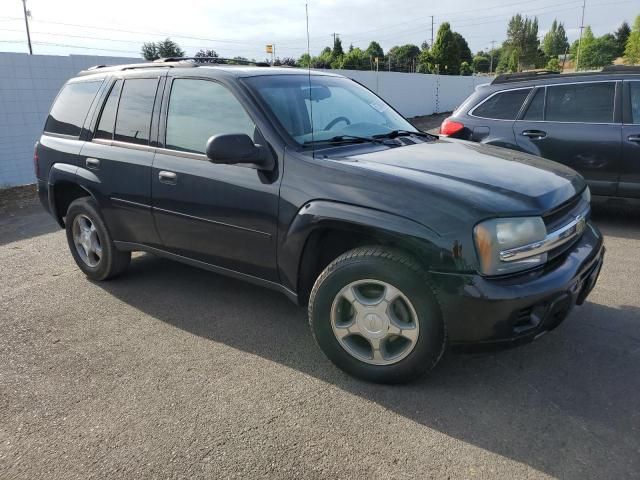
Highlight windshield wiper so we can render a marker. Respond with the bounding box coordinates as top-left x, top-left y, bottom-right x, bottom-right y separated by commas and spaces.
372, 130, 434, 139
303, 135, 385, 146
